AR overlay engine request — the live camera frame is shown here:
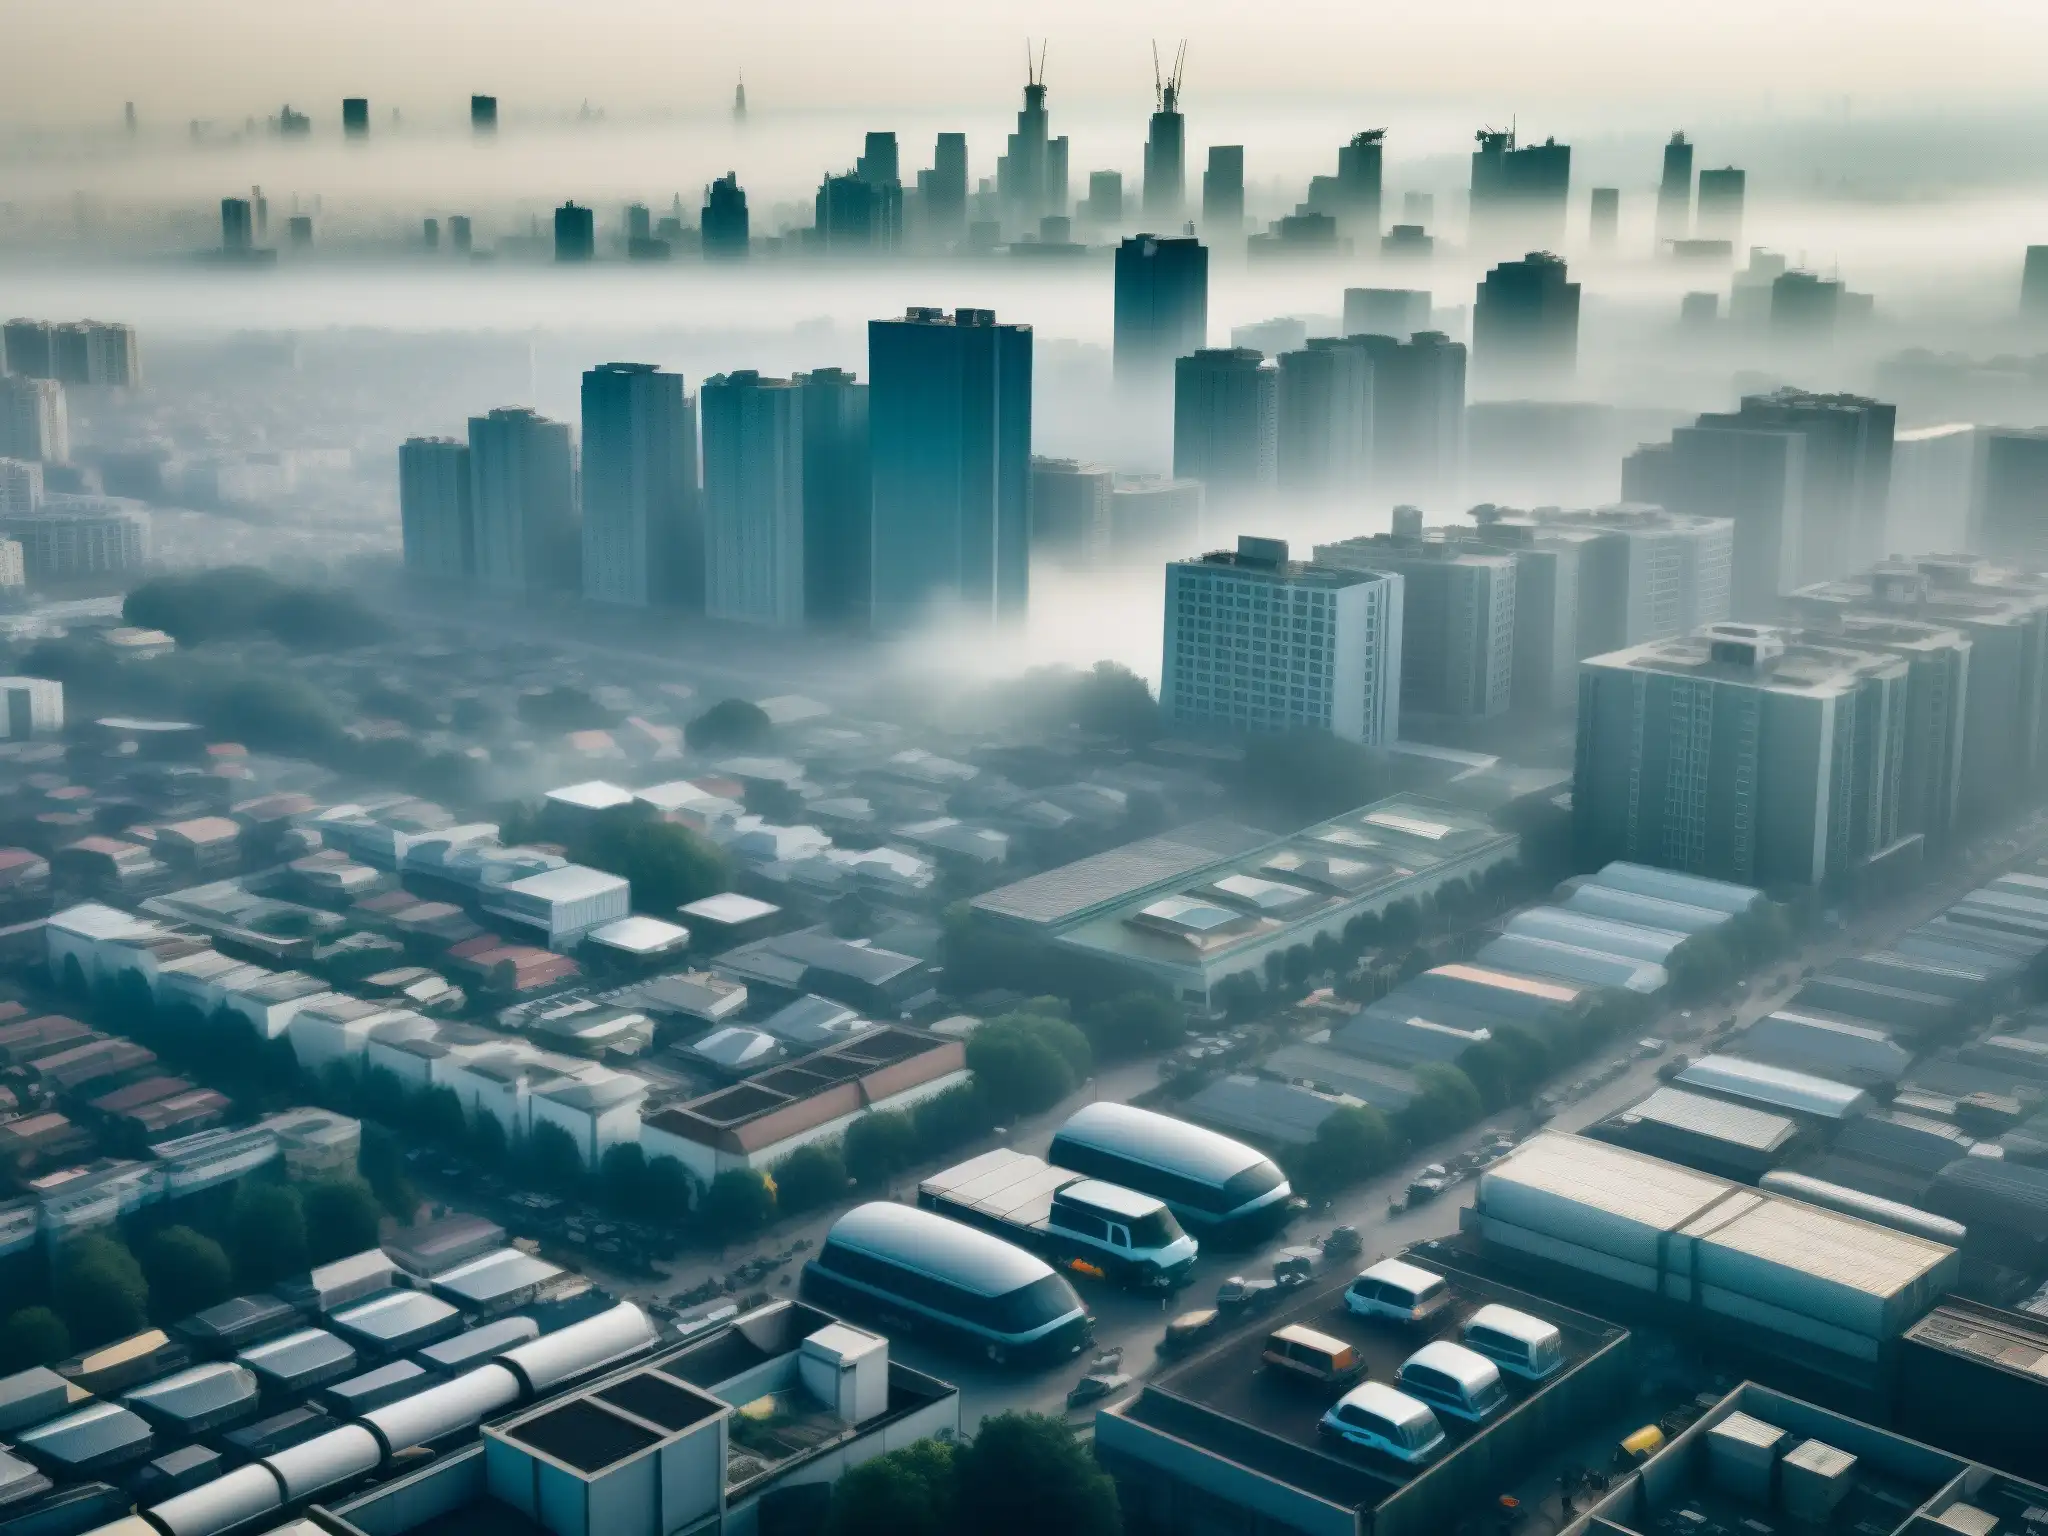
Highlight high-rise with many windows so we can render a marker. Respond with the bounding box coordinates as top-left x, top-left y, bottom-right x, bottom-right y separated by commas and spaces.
1163, 535, 1402, 744
797, 368, 871, 629
867, 307, 1032, 631
1316, 531, 1517, 721
701, 371, 805, 628
467, 407, 577, 596
1173, 348, 1276, 512
580, 363, 697, 608
398, 436, 472, 580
